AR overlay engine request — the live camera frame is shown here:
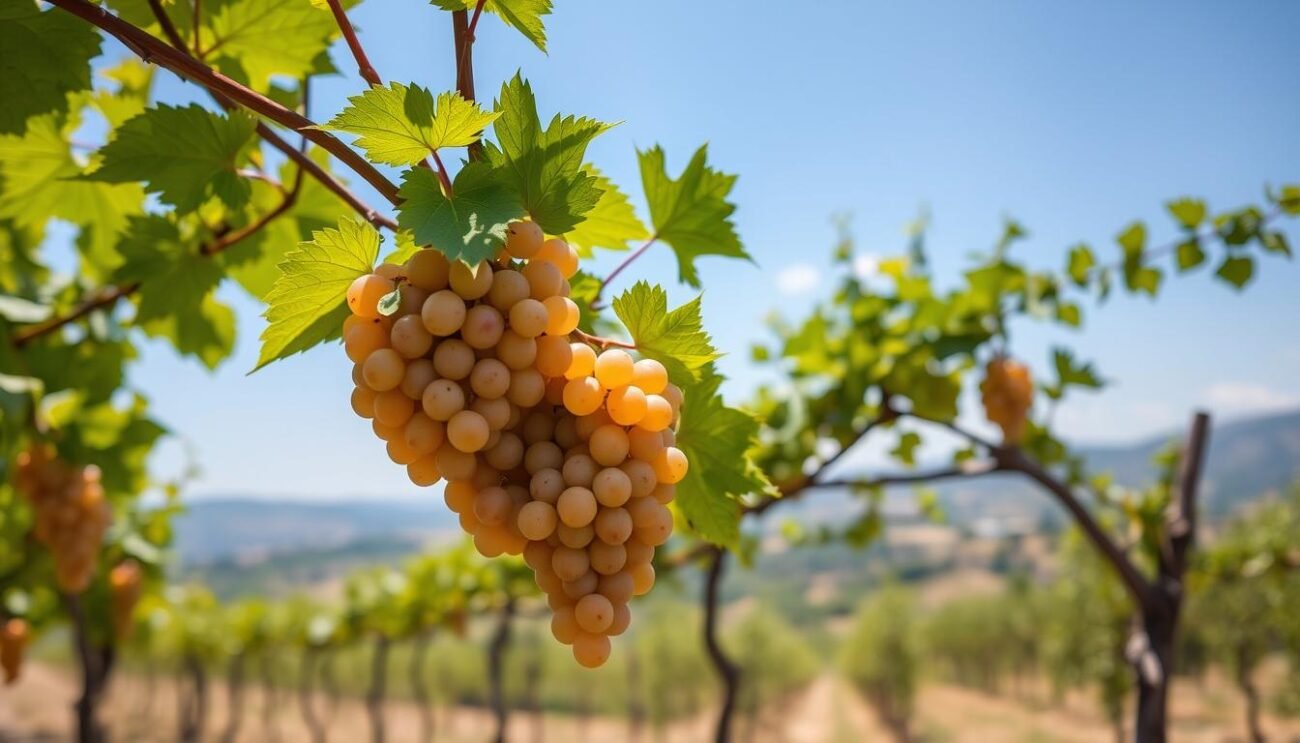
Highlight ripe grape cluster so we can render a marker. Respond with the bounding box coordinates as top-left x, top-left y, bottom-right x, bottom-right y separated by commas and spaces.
1, 618, 27, 685
980, 358, 1033, 444
344, 221, 688, 668
109, 560, 143, 639
14, 446, 110, 594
